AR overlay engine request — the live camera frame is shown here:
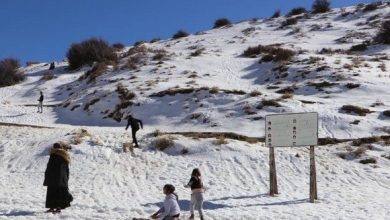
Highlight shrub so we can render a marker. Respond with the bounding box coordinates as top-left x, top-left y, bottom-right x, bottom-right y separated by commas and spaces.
383, 110, 390, 117
341, 105, 371, 116
112, 43, 125, 50
281, 18, 298, 28
260, 54, 274, 62
150, 38, 161, 43
359, 158, 377, 164
350, 43, 368, 51
133, 41, 146, 46
213, 18, 232, 28
276, 87, 295, 94
153, 136, 174, 151
375, 20, 390, 44
271, 10, 281, 18
124, 54, 145, 70
190, 48, 205, 57
116, 83, 136, 100
345, 83, 360, 89
363, 2, 381, 12
262, 99, 281, 107
242, 44, 295, 62
126, 45, 148, 57
274, 49, 295, 62
287, 7, 307, 17
41, 71, 56, 80
249, 90, 262, 97
281, 93, 294, 99
81, 62, 107, 83
0, 58, 24, 87
26, 61, 40, 66
66, 38, 117, 70
312, 0, 331, 14
173, 30, 189, 39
